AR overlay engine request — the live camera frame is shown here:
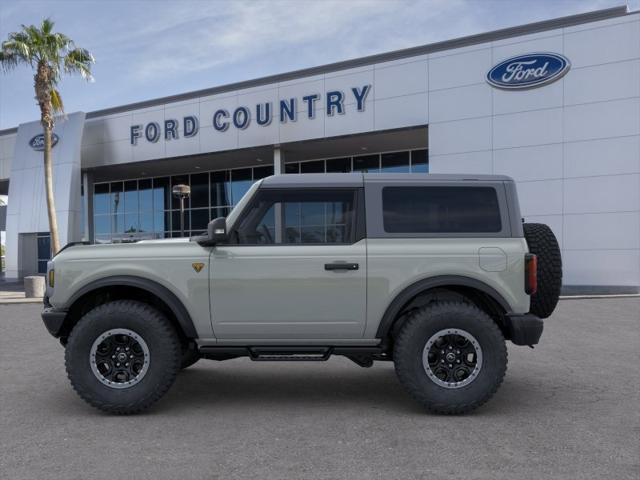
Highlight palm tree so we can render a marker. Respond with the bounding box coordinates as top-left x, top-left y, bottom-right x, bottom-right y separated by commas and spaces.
0, 18, 93, 254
